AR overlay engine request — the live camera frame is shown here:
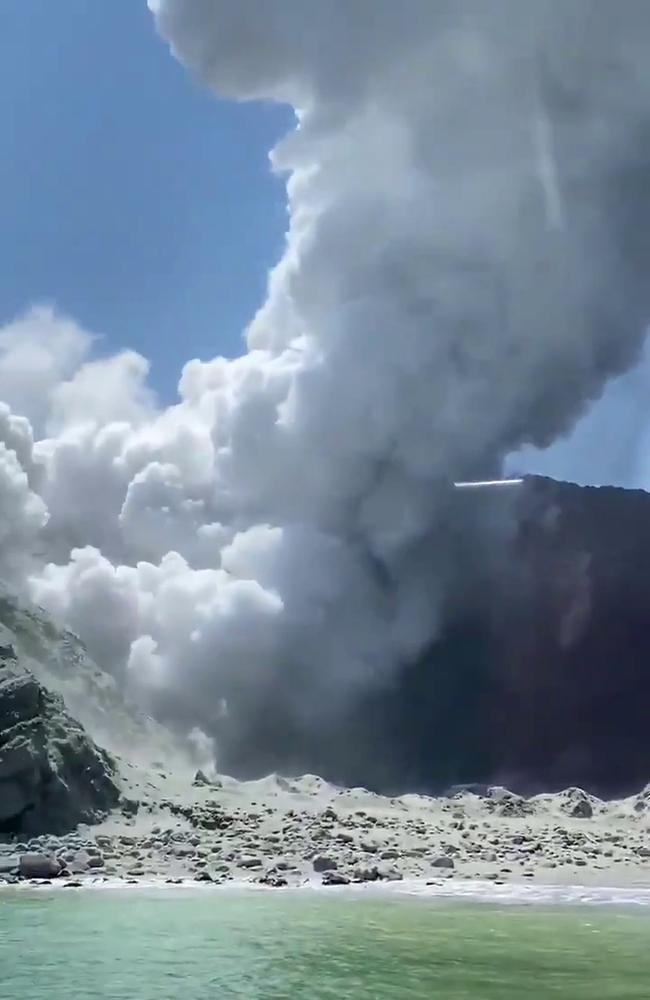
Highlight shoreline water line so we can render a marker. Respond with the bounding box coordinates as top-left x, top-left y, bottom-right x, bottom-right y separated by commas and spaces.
4, 875, 650, 909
